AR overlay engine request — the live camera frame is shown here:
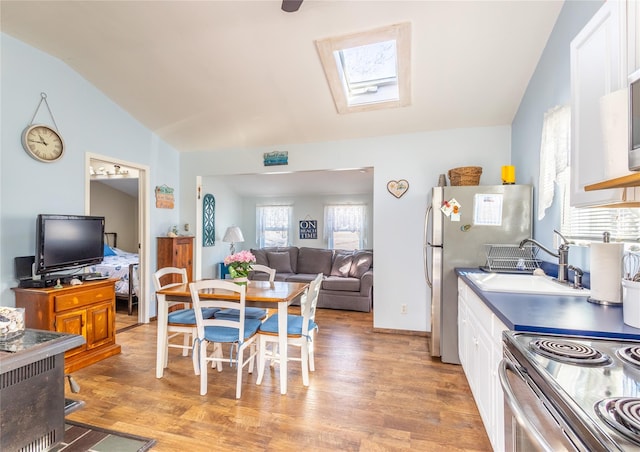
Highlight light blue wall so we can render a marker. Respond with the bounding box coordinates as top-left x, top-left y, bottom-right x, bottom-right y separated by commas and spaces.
0, 33, 182, 311
512, 0, 603, 269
